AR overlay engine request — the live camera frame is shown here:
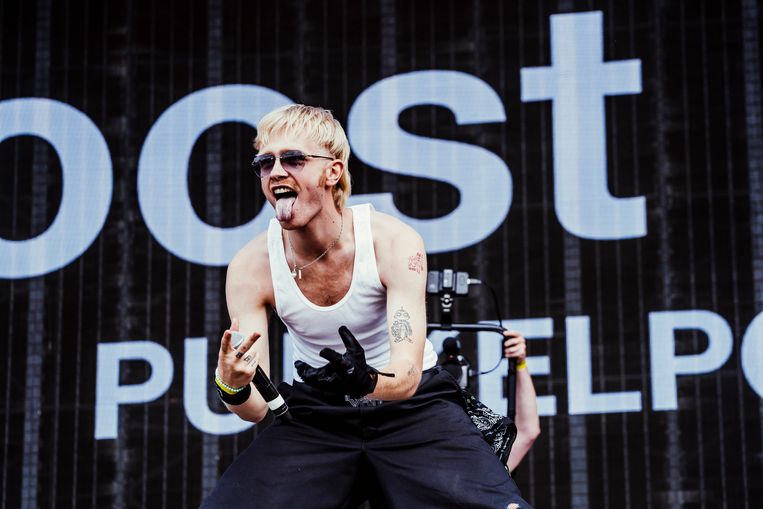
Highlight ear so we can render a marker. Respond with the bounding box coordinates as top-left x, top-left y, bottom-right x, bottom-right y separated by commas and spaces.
324, 159, 345, 187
